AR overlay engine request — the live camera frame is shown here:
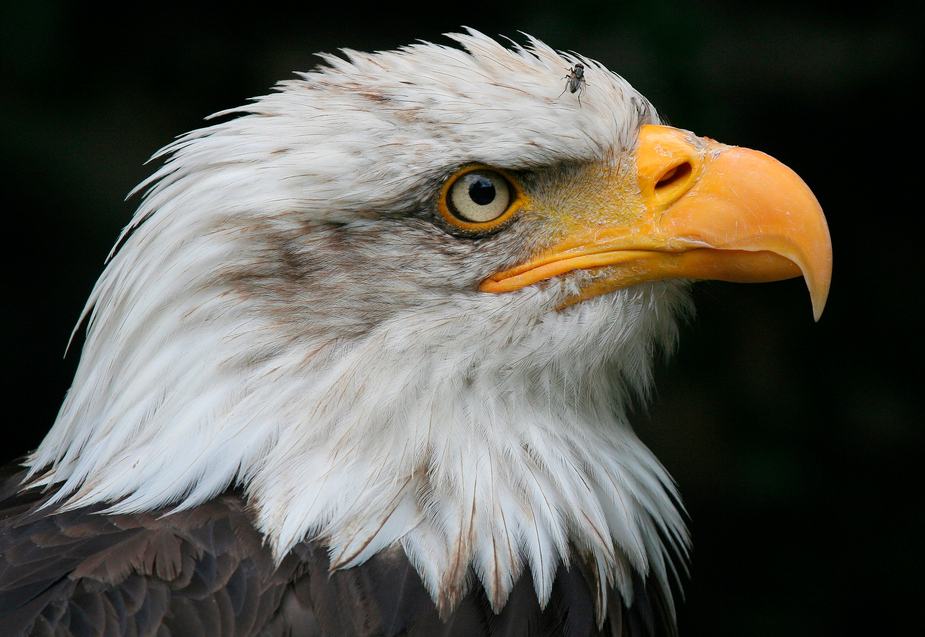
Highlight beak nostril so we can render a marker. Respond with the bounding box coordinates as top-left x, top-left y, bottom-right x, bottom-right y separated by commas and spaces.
655, 161, 692, 192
